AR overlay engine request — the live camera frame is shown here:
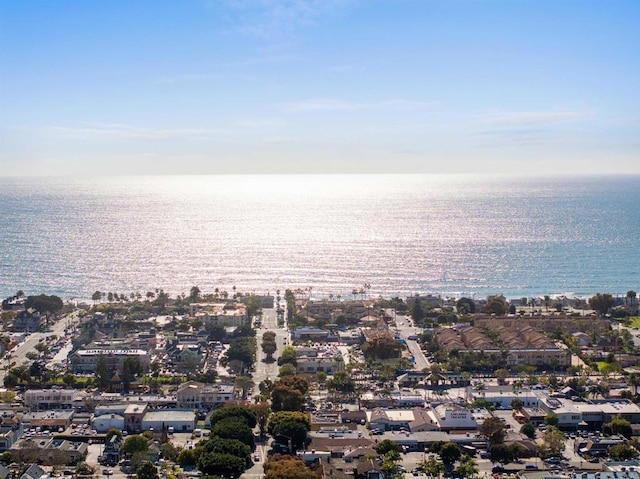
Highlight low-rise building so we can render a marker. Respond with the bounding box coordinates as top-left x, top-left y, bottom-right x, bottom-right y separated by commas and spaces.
427, 404, 478, 432
0, 412, 22, 451
21, 410, 74, 432
175, 381, 235, 409
295, 345, 344, 374
366, 408, 437, 432
141, 410, 196, 433
24, 389, 78, 411
69, 348, 150, 374
190, 302, 248, 327
92, 413, 125, 433
360, 390, 425, 409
